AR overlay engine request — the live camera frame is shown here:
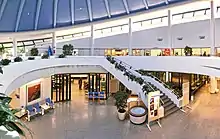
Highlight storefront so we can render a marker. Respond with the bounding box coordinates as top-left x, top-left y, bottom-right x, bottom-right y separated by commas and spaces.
51, 73, 110, 102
